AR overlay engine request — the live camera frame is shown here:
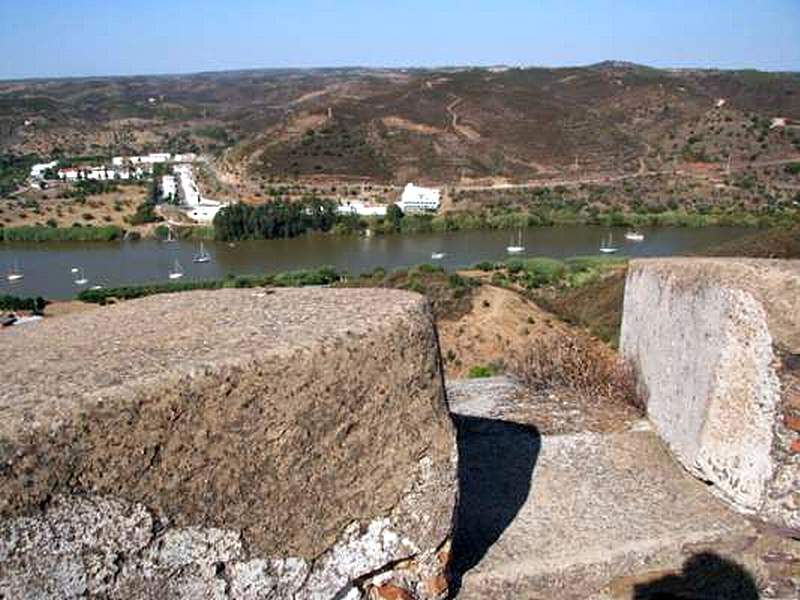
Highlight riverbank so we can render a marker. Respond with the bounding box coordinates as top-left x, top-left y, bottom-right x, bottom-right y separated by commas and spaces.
0, 224, 124, 242
367, 205, 800, 236
2, 203, 797, 244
